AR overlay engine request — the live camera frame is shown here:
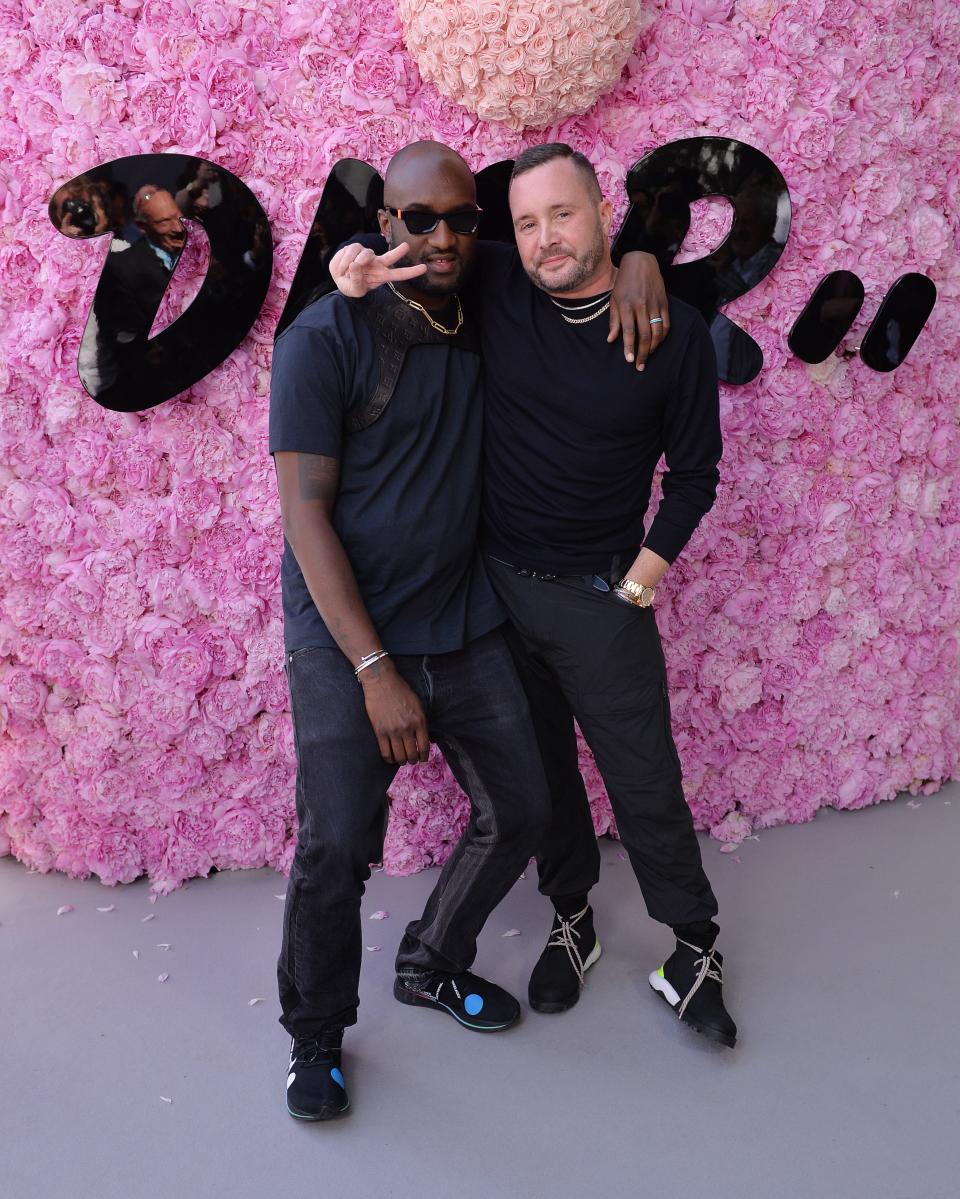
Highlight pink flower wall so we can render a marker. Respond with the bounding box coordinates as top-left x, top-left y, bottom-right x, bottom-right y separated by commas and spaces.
0, 0, 958, 891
